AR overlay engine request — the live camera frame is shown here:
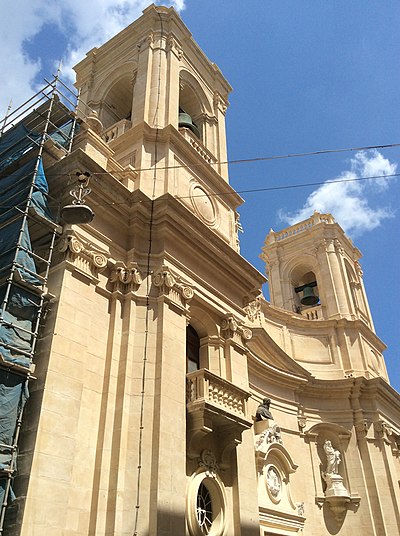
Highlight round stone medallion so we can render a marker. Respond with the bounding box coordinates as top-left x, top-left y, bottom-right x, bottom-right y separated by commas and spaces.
191, 185, 216, 225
